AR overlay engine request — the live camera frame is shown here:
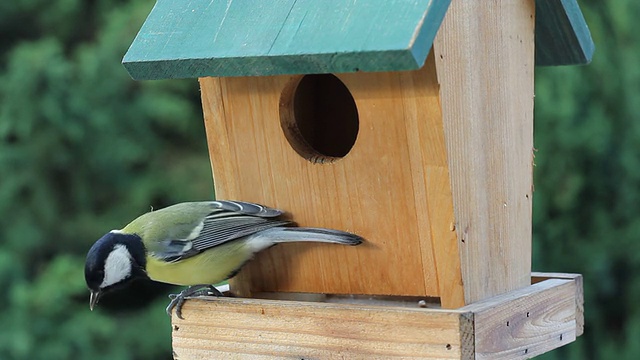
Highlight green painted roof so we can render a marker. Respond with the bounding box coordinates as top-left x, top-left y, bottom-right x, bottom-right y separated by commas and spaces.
122, 0, 450, 79
123, 0, 593, 80
536, 0, 595, 66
